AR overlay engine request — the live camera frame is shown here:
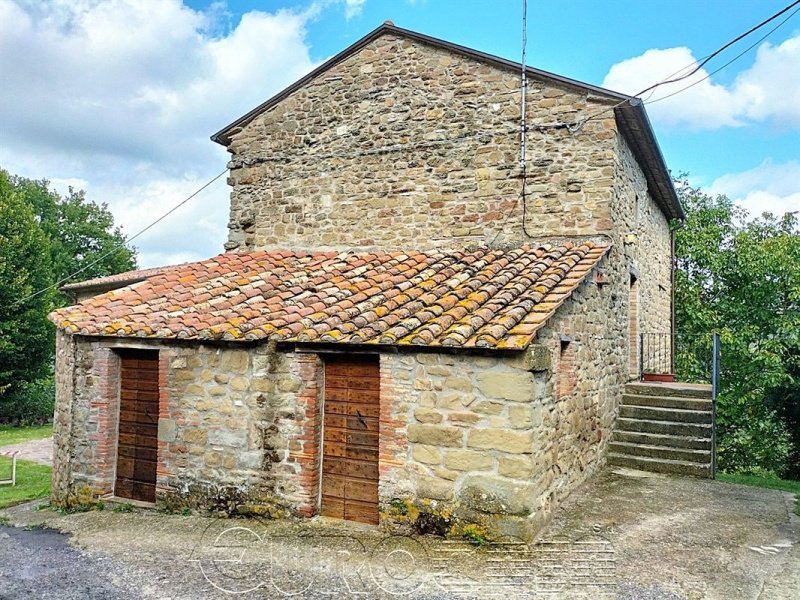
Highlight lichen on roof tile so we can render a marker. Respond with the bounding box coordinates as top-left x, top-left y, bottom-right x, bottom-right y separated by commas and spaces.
48, 243, 610, 351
